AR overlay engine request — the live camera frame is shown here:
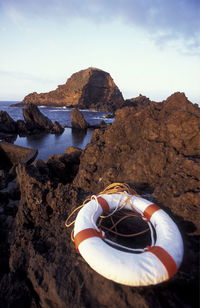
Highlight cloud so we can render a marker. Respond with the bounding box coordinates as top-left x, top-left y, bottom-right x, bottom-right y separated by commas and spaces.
1, 0, 200, 54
